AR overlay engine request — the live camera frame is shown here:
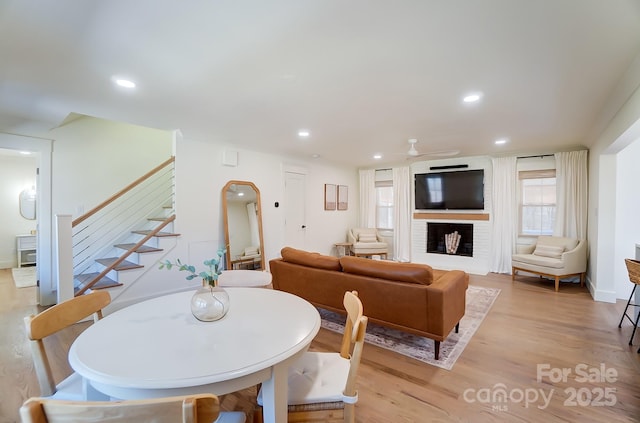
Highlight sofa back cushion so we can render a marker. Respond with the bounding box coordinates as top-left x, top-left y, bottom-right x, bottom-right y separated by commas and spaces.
352, 228, 377, 241
340, 256, 433, 285
281, 247, 342, 271
534, 236, 579, 258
